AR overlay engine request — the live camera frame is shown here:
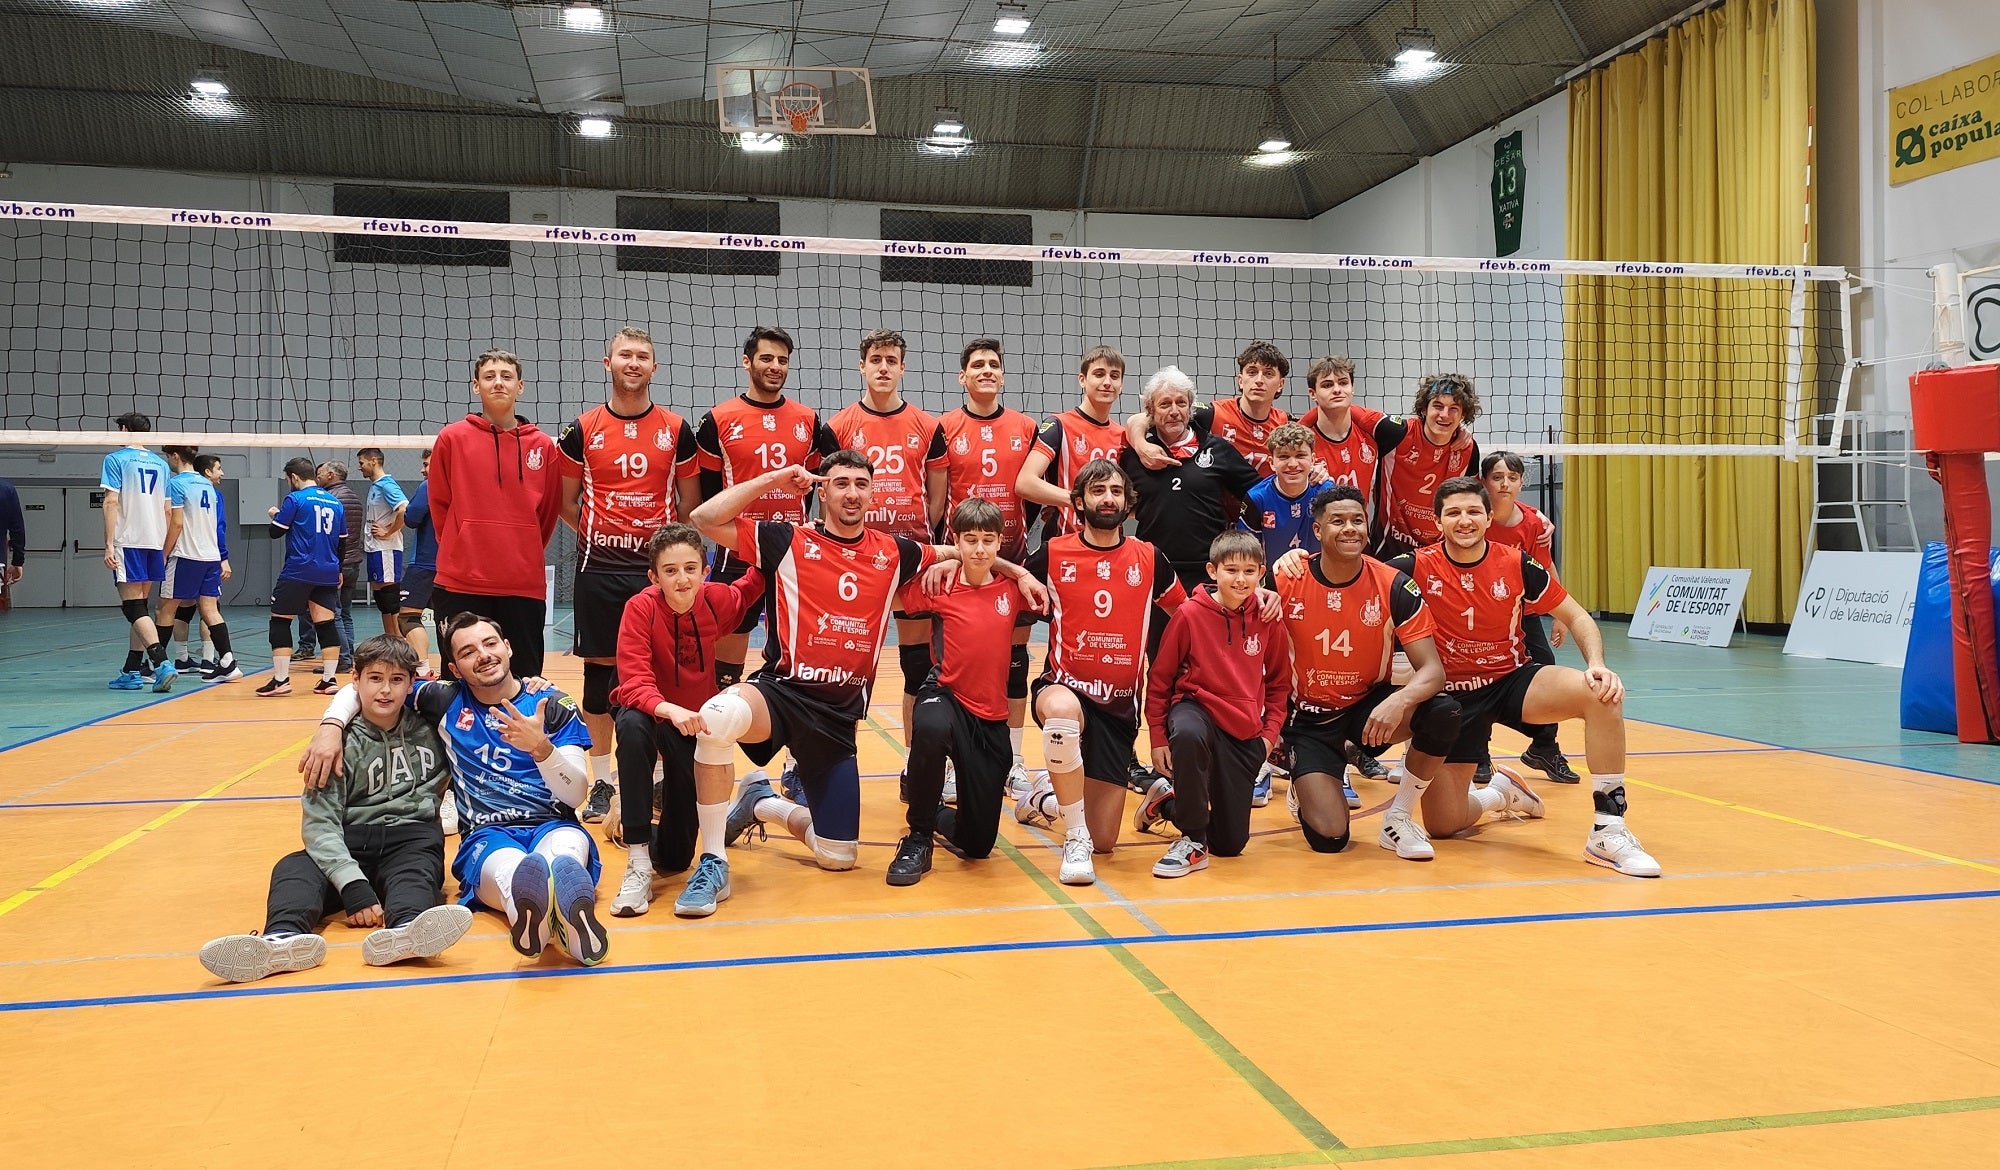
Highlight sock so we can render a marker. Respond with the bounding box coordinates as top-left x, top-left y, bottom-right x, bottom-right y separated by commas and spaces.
1009, 726, 1025, 765
1036, 791, 1060, 821
146, 642, 167, 667
755, 794, 802, 826
1058, 798, 1087, 836
697, 800, 729, 860
210, 623, 232, 659
590, 752, 613, 787
271, 650, 292, 681
628, 842, 652, 872
1591, 772, 1627, 828
123, 650, 144, 673
1472, 783, 1506, 817
322, 655, 337, 681
1389, 764, 1430, 815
